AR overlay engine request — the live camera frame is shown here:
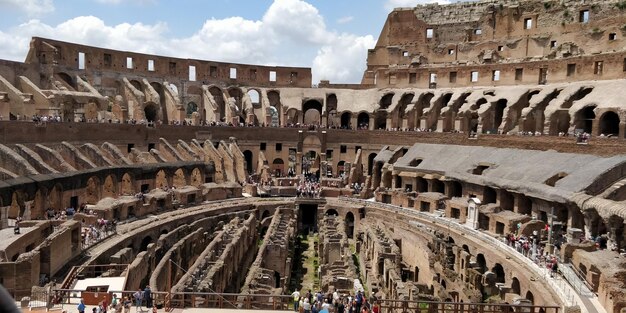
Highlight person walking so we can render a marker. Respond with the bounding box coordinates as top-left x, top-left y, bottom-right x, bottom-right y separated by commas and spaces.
133, 290, 143, 312
143, 286, 152, 308
77, 299, 86, 313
